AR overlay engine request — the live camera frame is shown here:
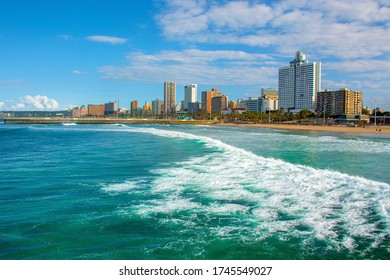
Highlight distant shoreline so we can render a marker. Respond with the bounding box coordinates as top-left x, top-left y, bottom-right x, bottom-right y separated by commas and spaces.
2, 117, 215, 126
3, 117, 389, 134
